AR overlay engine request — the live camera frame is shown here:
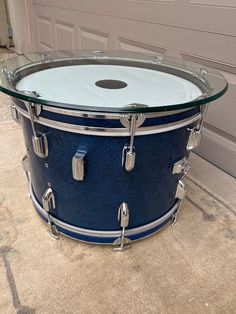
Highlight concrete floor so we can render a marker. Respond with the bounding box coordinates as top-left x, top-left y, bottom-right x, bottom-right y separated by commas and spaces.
0, 48, 236, 313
